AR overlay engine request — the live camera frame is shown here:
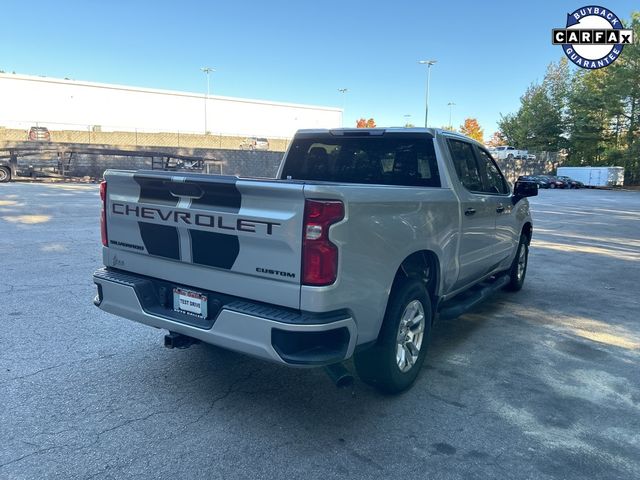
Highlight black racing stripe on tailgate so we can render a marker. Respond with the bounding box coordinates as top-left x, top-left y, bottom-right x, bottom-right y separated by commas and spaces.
139, 222, 180, 260
187, 179, 241, 213
134, 174, 179, 206
189, 229, 239, 269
